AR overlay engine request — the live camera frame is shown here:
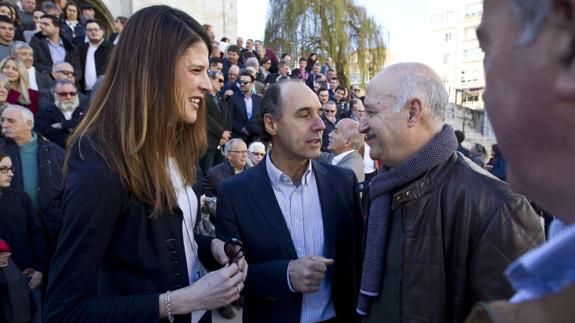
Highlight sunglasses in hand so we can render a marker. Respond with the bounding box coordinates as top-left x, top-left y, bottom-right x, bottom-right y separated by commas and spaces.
224, 238, 245, 266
